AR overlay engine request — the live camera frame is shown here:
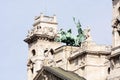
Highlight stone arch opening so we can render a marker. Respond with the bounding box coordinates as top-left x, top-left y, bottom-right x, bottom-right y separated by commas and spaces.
118, 7, 120, 15
50, 49, 54, 55
108, 67, 110, 74
32, 49, 36, 56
